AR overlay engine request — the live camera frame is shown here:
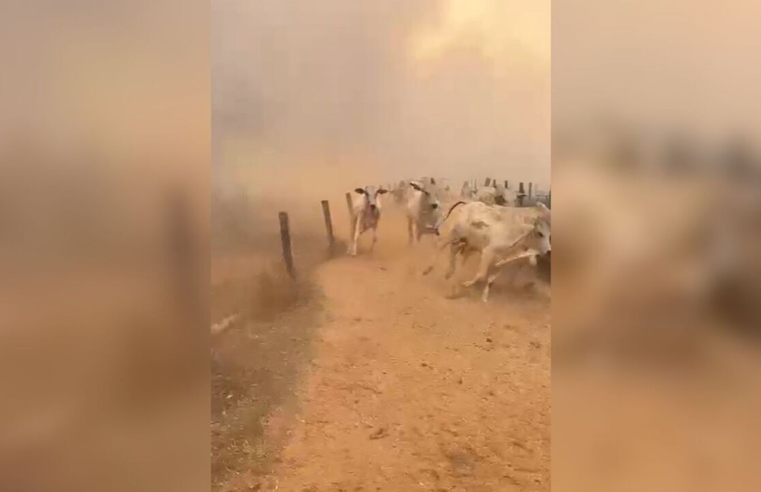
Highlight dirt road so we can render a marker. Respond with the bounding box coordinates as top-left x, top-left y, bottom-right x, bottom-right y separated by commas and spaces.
214, 211, 550, 491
